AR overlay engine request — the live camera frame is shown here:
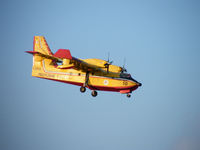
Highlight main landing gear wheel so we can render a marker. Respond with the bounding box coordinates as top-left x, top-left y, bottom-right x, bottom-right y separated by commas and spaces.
80, 86, 86, 93
127, 93, 131, 98
91, 90, 98, 97
80, 71, 89, 93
